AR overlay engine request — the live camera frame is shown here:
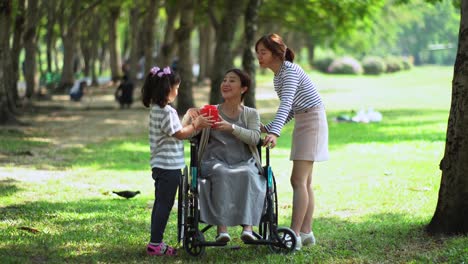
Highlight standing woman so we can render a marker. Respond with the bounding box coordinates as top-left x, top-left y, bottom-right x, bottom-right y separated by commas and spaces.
255, 33, 329, 250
